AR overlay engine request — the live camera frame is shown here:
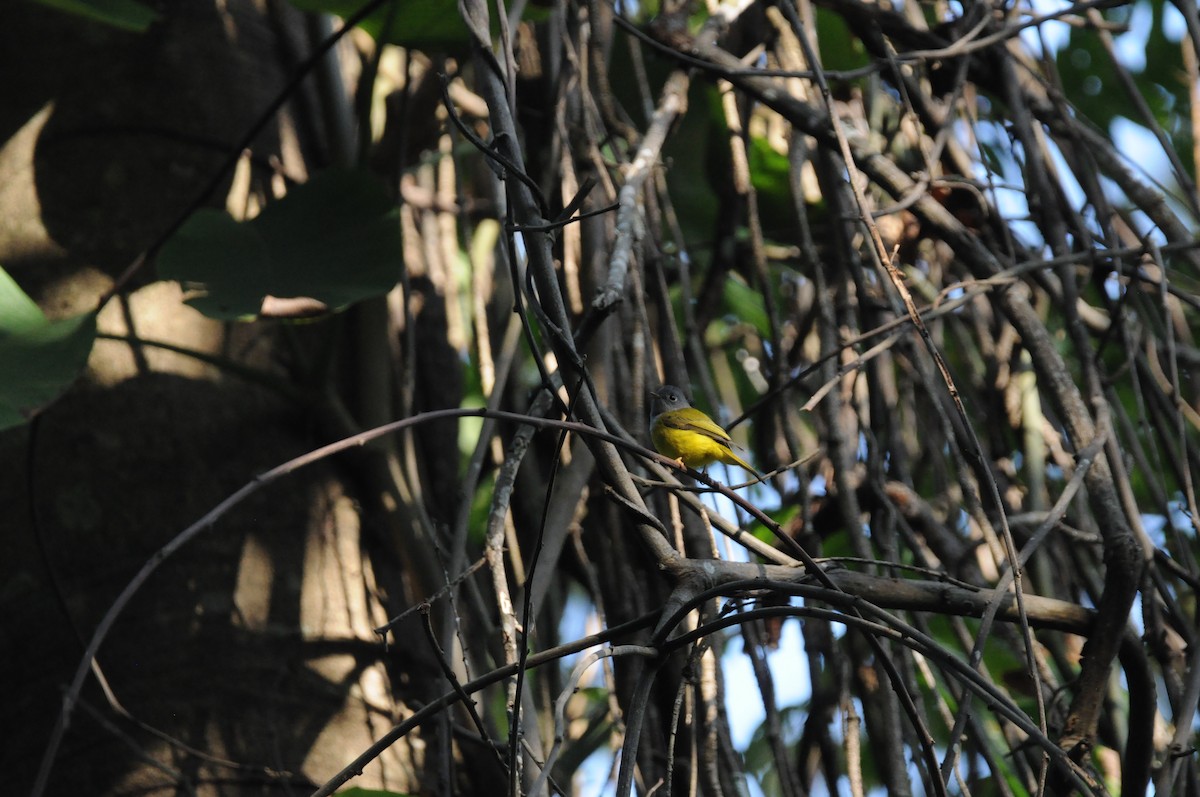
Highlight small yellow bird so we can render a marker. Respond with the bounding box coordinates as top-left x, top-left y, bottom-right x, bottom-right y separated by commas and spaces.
649, 385, 763, 480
